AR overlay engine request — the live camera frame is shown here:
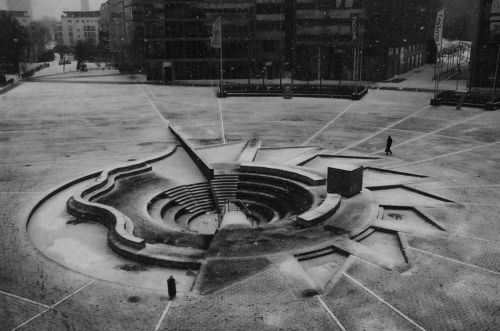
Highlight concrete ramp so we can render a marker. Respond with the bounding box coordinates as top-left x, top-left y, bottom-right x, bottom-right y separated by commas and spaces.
238, 139, 262, 162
